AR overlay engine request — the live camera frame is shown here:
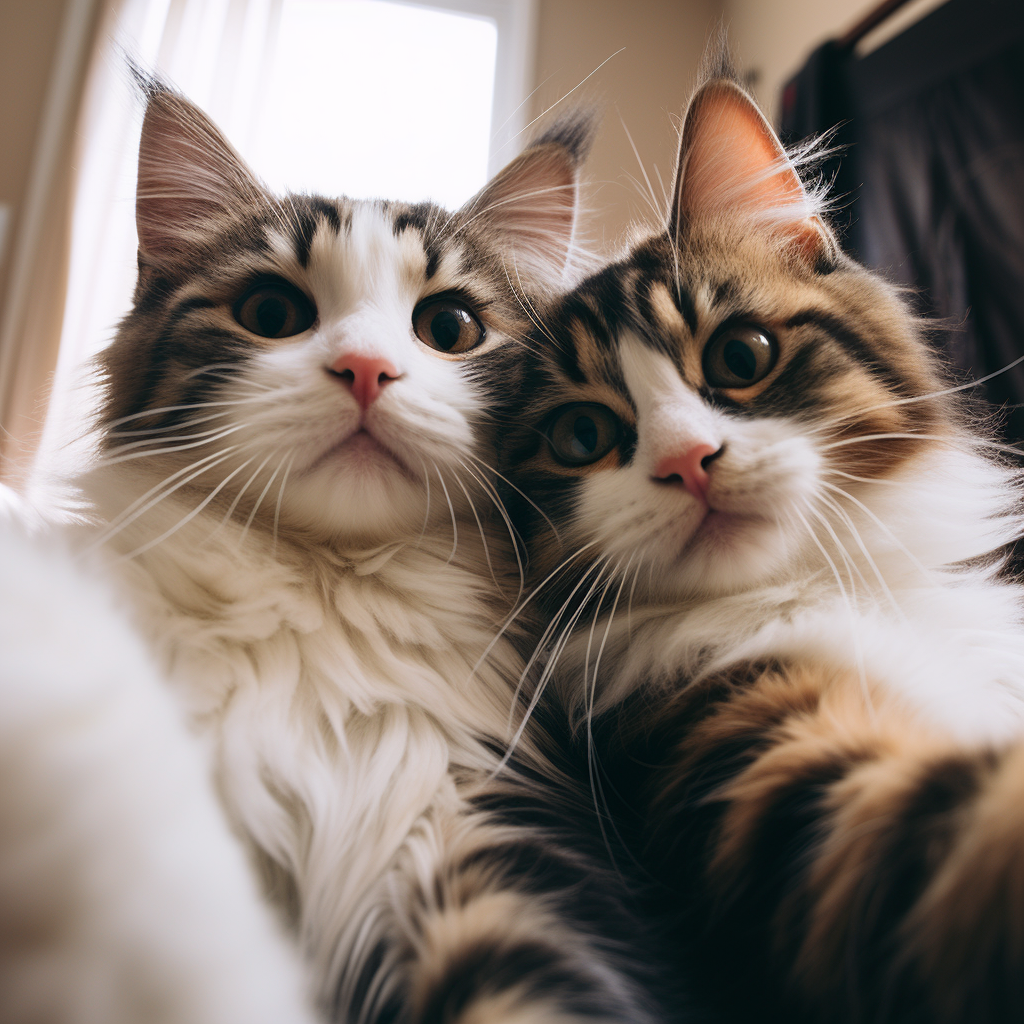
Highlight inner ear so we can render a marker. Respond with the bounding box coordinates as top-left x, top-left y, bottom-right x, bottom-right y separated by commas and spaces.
458, 110, 597, 292
669, 80, 827, 258
136, 89, 267, 266
461, 143, 578, 289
